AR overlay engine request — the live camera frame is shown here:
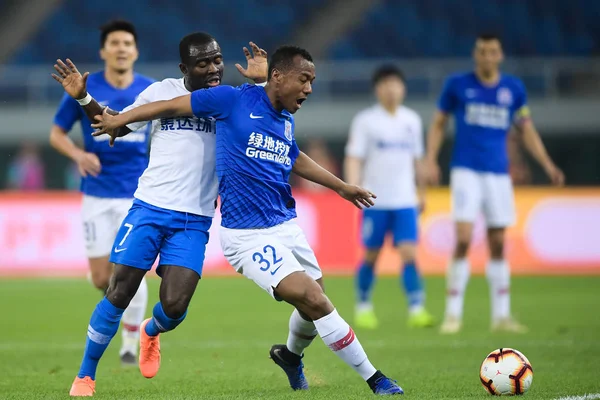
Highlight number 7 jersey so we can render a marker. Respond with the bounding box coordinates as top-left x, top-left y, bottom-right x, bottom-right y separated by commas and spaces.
124, 78, 218, 217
